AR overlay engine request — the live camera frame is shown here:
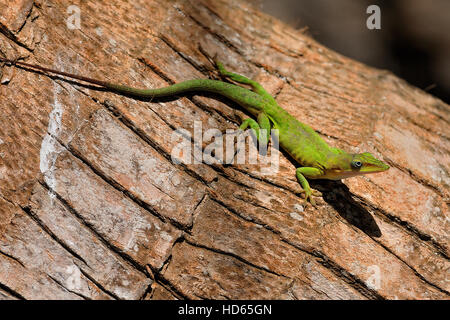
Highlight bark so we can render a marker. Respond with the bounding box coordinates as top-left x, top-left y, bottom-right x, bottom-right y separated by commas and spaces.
0, 0, 448, 300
